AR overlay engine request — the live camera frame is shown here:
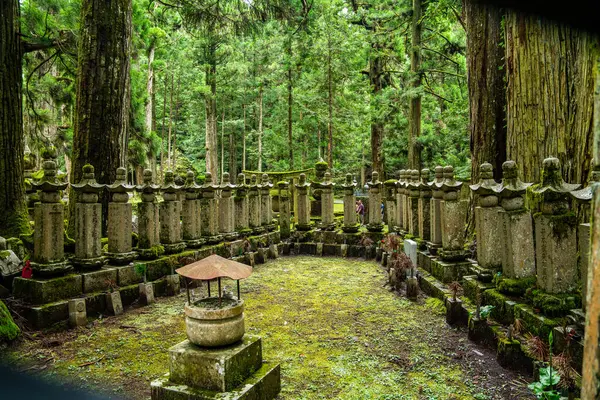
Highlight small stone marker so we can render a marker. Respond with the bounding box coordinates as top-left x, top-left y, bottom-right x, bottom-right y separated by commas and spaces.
404, 239, 418, 273
68, 298, 87, 327
139, 282, 155, 305
106, 291, 123, 316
